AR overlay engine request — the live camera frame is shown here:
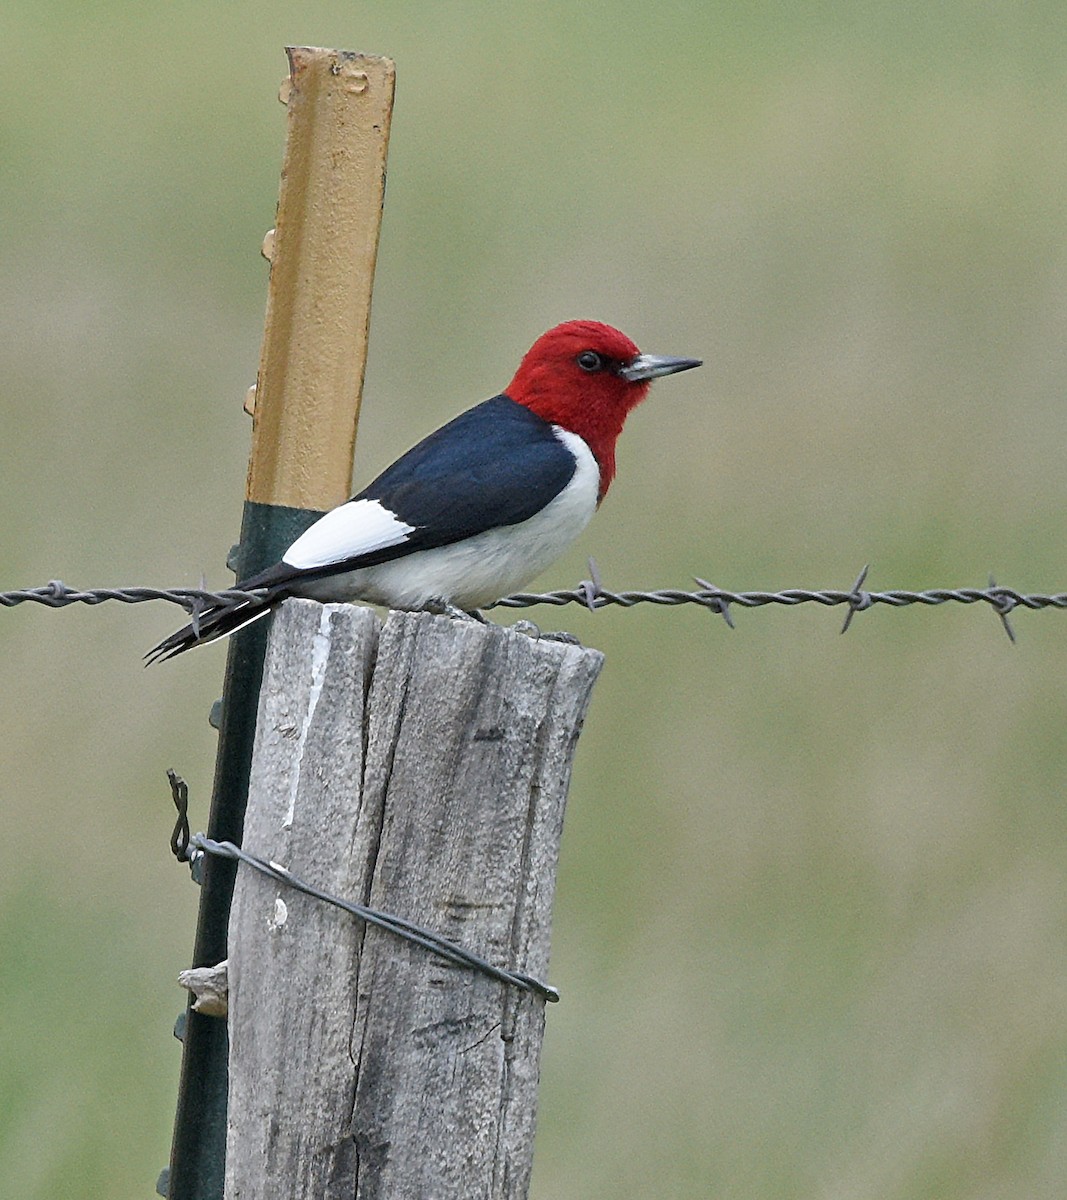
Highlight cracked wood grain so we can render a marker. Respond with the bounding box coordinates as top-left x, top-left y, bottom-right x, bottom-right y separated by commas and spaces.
225, 599, 602, 1199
